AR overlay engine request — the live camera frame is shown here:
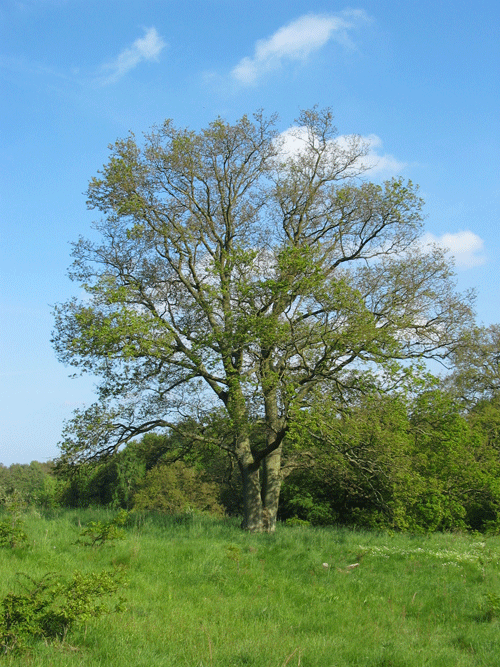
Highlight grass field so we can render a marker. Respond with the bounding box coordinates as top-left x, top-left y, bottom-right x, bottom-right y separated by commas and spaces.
1, 508, 500, 666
